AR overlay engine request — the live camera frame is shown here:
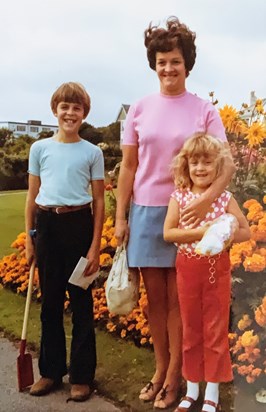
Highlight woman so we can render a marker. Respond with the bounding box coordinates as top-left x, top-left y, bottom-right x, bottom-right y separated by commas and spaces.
115, 17, 235, 410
